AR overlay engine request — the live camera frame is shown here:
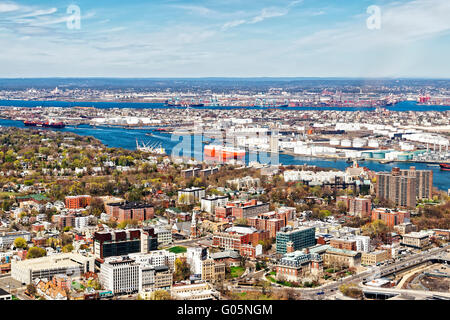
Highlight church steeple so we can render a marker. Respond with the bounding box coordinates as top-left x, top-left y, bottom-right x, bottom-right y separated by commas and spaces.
190, 211, 198, 239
